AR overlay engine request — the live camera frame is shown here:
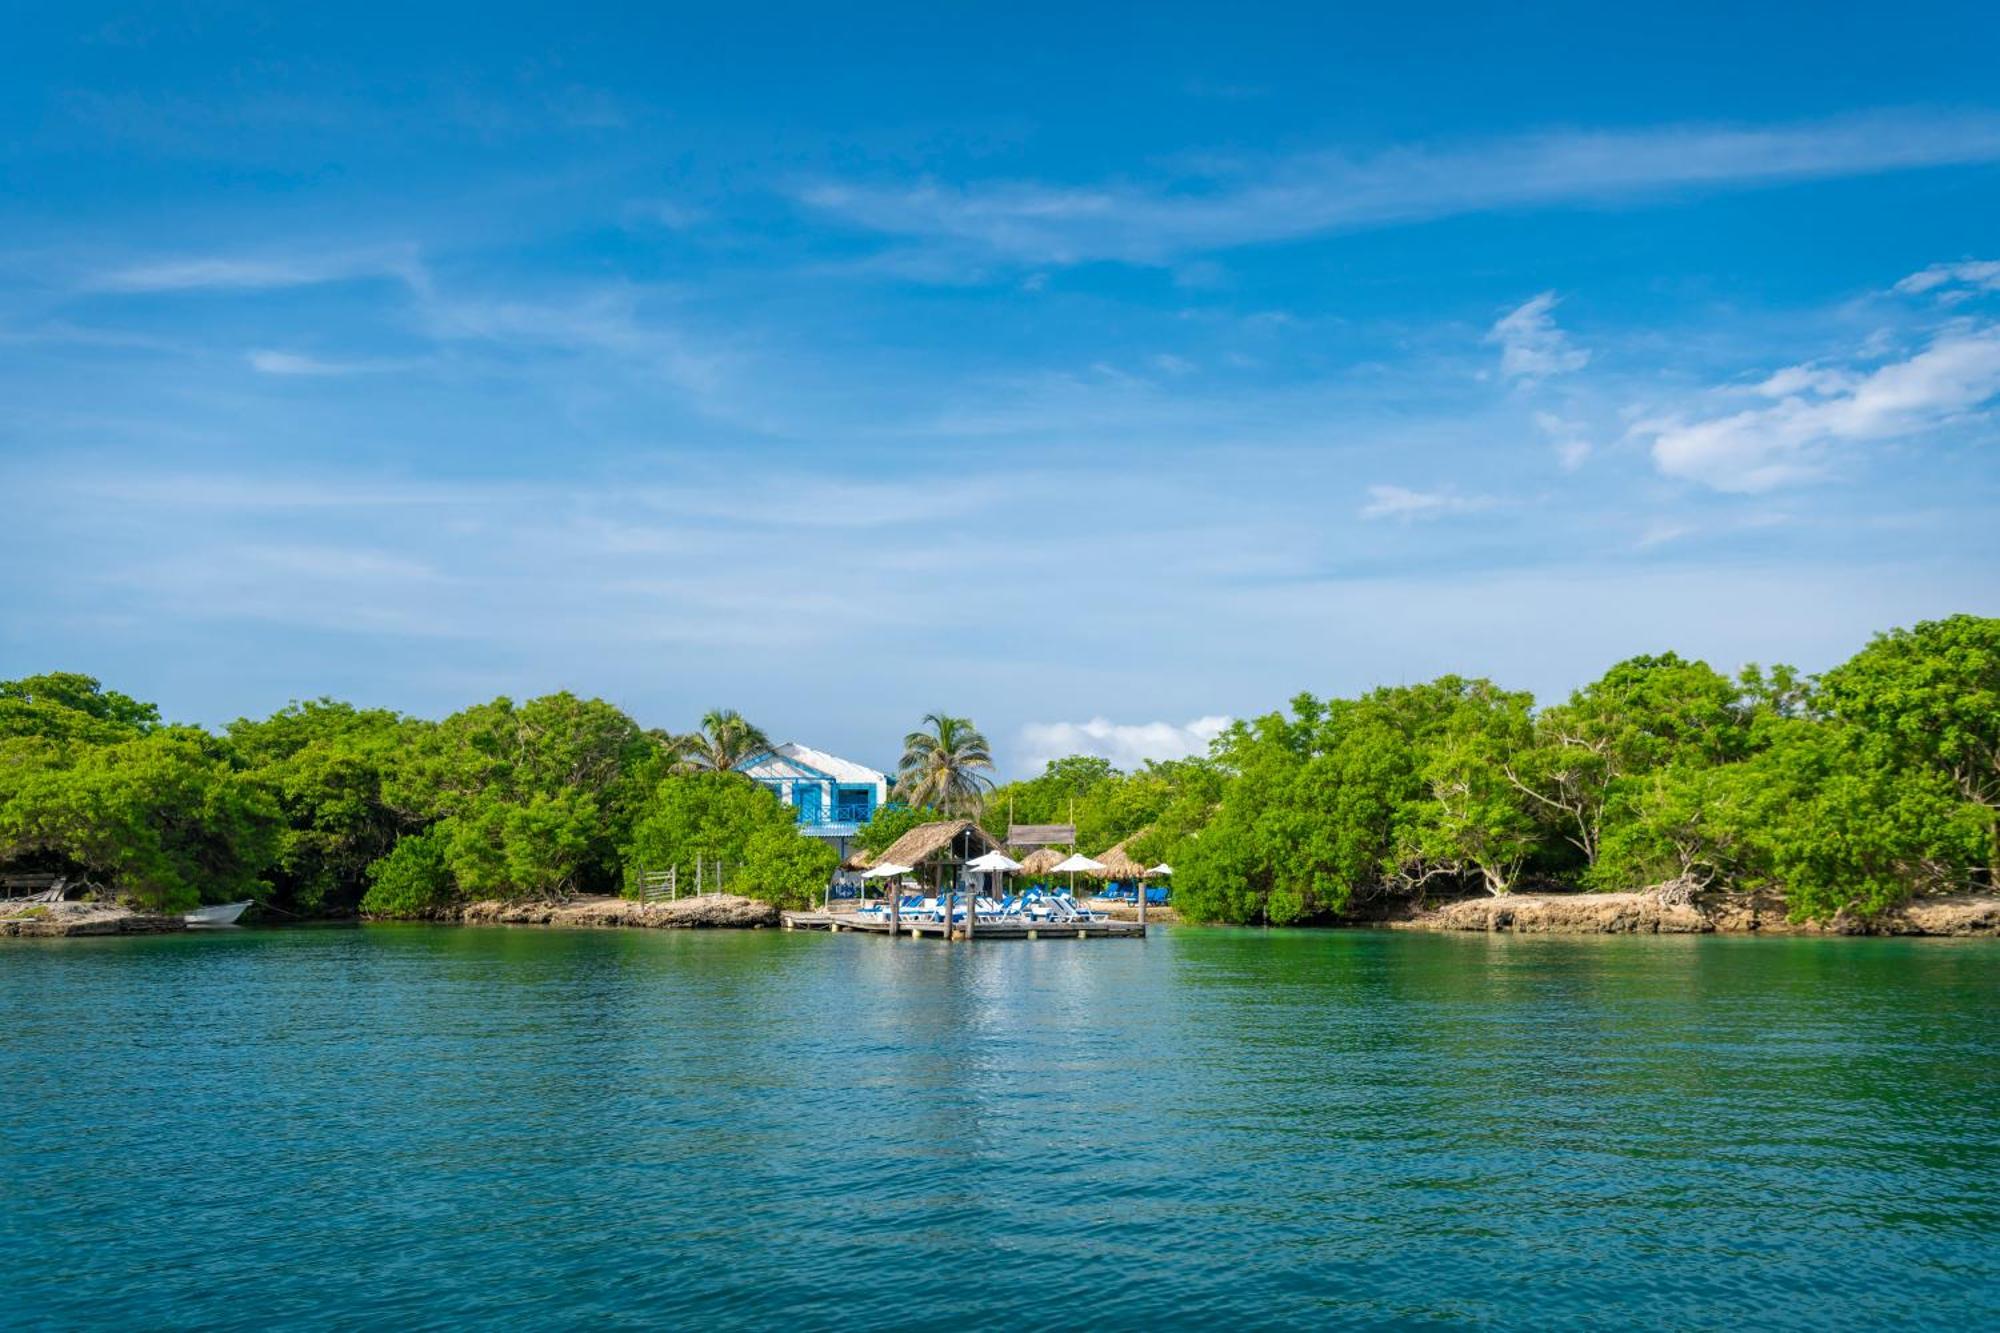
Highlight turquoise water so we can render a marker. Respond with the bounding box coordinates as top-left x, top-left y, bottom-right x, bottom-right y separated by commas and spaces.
3, 926, 1995, 1330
